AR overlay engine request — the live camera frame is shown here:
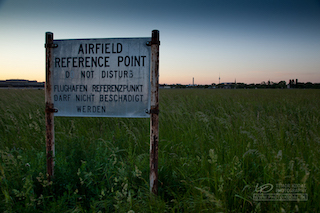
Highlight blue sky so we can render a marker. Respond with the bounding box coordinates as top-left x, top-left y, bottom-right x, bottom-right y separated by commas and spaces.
0, 0, 319, 84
